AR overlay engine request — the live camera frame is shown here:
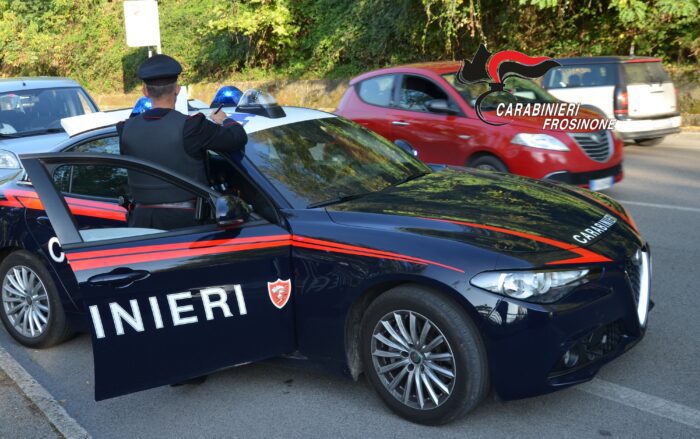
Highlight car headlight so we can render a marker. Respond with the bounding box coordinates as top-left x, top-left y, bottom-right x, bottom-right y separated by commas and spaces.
511, 133, 570, 151
0, 150, 20, 169
471, 268, 590, 303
